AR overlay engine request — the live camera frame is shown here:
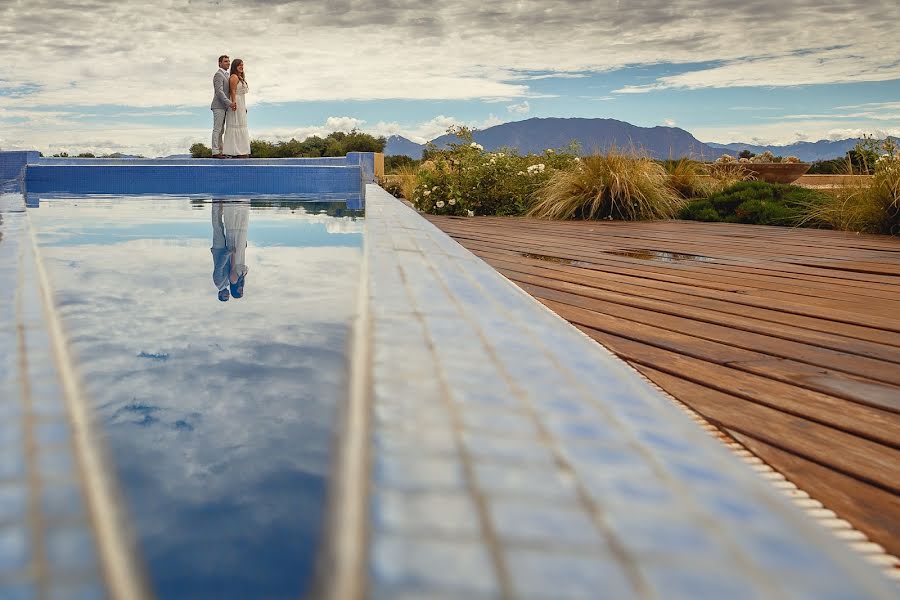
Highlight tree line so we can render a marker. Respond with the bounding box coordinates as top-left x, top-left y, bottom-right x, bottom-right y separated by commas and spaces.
190, 129, 385, 158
